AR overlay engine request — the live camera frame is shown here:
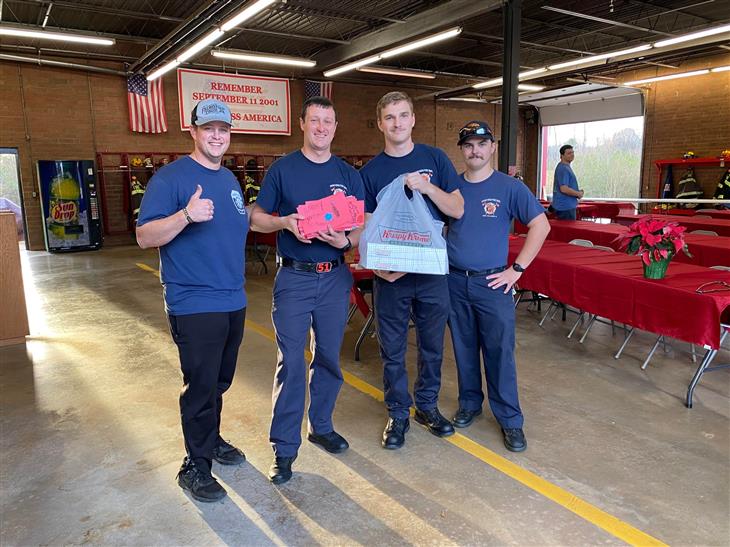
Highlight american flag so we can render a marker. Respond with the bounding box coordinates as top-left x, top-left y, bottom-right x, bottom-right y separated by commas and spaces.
304, 80, 333, 101
127, 74, 168, 133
